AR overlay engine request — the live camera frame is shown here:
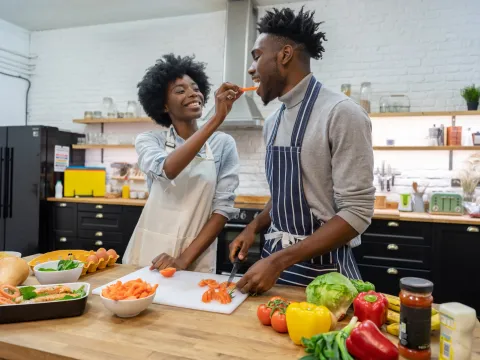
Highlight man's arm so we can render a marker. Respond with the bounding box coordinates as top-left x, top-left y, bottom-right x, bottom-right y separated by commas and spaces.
229, 200, 272, 262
